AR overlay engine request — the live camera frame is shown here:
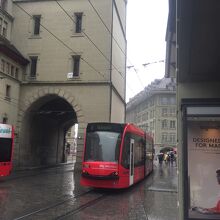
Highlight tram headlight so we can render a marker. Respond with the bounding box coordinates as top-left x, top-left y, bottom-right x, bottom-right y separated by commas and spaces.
83, 164, 90, 168
111, 171, 118, 176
